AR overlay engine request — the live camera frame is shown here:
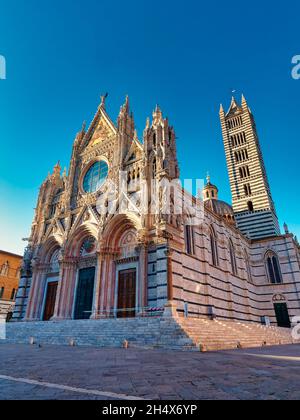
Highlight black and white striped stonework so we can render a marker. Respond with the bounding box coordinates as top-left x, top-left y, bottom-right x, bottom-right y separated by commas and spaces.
235, 210, 281, 240
220, 97, 280, 240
